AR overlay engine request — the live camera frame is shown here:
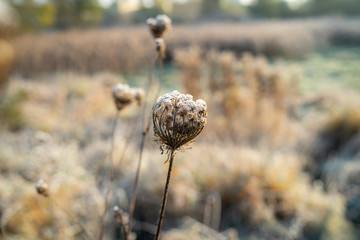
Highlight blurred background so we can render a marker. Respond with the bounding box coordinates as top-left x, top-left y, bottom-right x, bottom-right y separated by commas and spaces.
1, 0, 360, 239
